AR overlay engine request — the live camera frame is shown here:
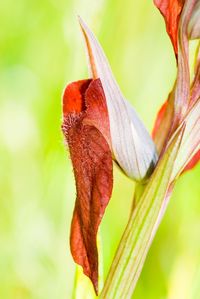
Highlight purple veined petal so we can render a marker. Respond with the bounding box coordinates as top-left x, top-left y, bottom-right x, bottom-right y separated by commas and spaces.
188, 0, 200, 39
78, 17, 158, 181
171, 98, 200, 180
